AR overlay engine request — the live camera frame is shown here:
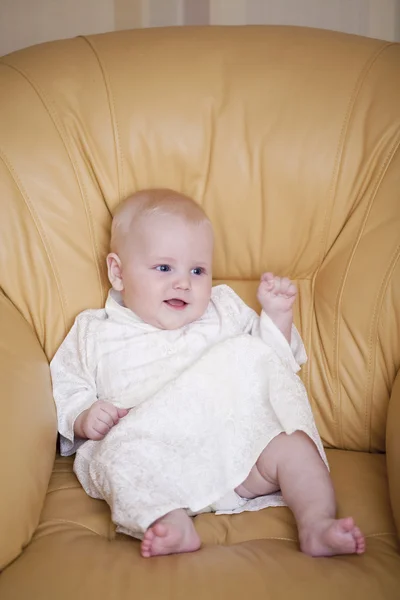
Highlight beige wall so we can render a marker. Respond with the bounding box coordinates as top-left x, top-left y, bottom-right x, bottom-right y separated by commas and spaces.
0, 0, 115, 56
1, 0, 400, 57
